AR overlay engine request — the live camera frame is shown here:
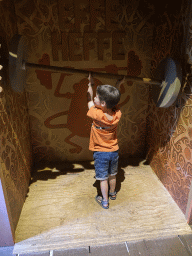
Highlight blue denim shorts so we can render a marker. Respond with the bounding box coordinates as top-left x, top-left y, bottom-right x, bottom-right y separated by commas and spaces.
93, 150, 119, 180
